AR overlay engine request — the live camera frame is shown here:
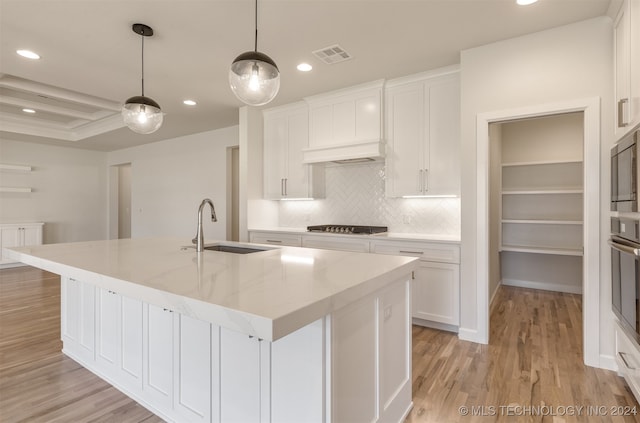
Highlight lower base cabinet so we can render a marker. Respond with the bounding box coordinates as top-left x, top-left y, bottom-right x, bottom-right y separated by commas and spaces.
60, 275, 412, 423
413, 261, 460, 326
